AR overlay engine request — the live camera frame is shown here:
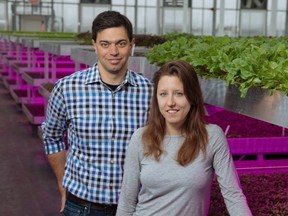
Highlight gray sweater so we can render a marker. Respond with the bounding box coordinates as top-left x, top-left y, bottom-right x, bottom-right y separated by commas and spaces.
116, 124, 252, 216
